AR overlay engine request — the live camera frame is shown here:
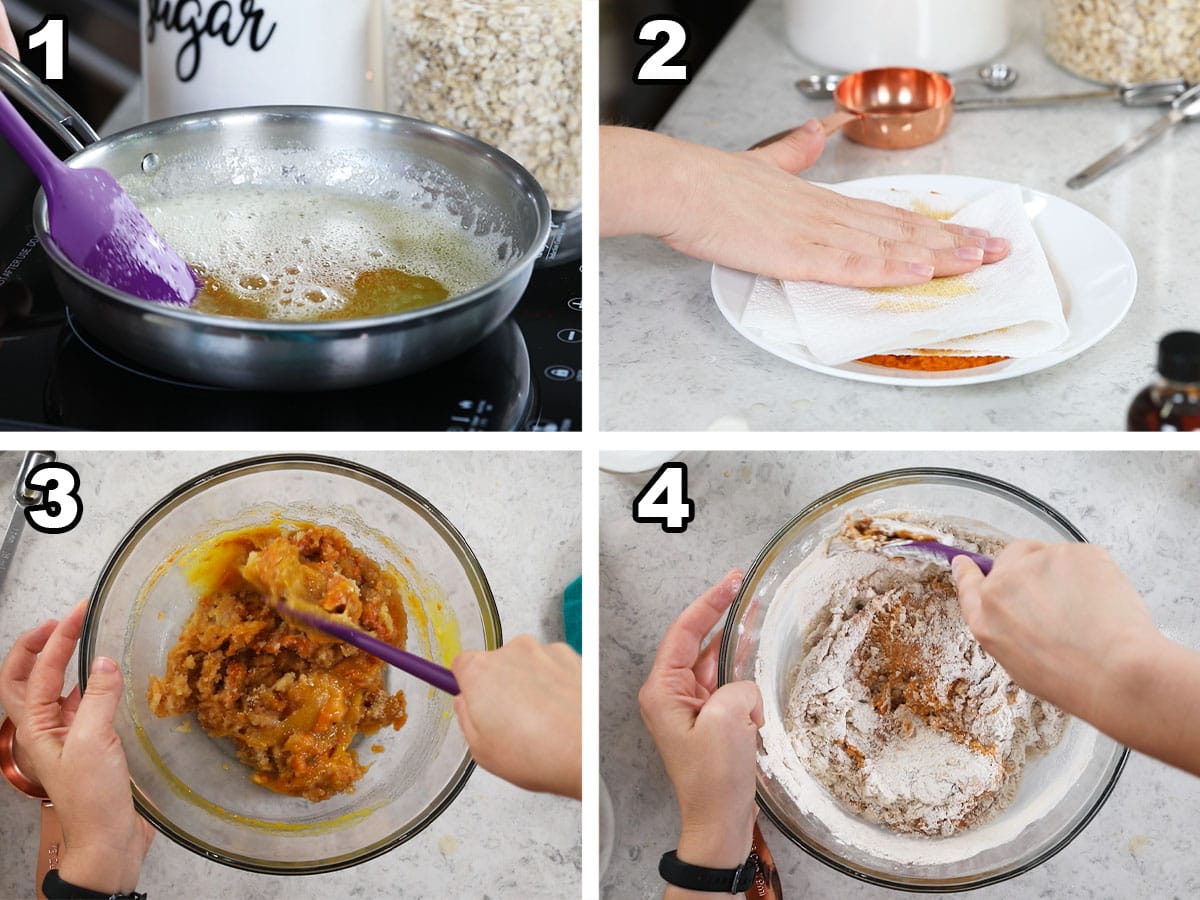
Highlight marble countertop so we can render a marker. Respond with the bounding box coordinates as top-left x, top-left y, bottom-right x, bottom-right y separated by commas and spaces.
600, 451, 1200, 897
0, 451, 581, 900
600, 0, 1200, 431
